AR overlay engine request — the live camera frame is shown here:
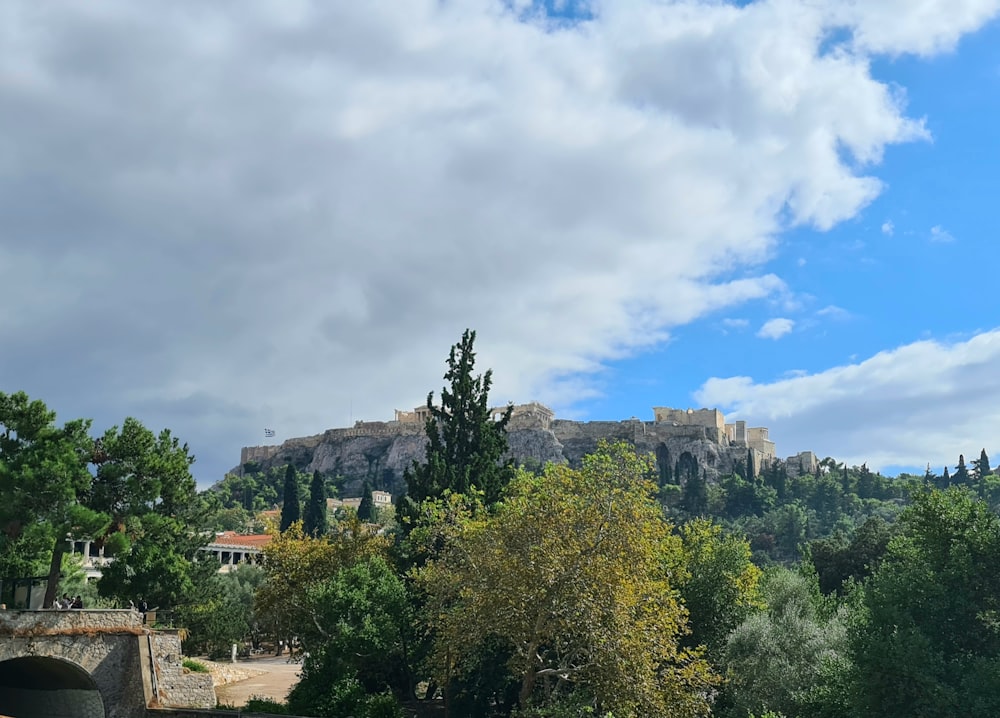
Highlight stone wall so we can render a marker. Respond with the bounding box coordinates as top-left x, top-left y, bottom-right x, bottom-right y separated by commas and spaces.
148, 632, 216, 709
